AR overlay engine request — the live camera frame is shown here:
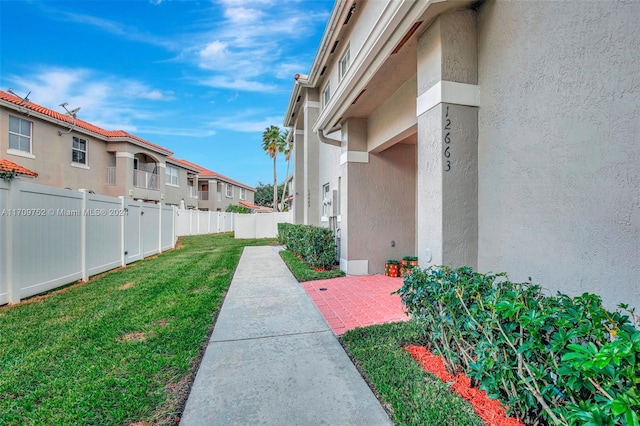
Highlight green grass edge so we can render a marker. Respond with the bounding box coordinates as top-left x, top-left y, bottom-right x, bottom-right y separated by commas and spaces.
279, 249, 345, 281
